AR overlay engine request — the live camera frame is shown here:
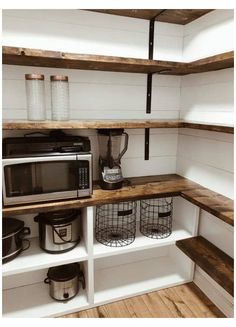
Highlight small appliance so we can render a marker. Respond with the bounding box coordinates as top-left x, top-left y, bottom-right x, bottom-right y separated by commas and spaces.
44, 263, 85, 301
2, 218, 30, 263
98, 129, 128, 190
34, 209, 81, 254
2, 130, 92, 206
